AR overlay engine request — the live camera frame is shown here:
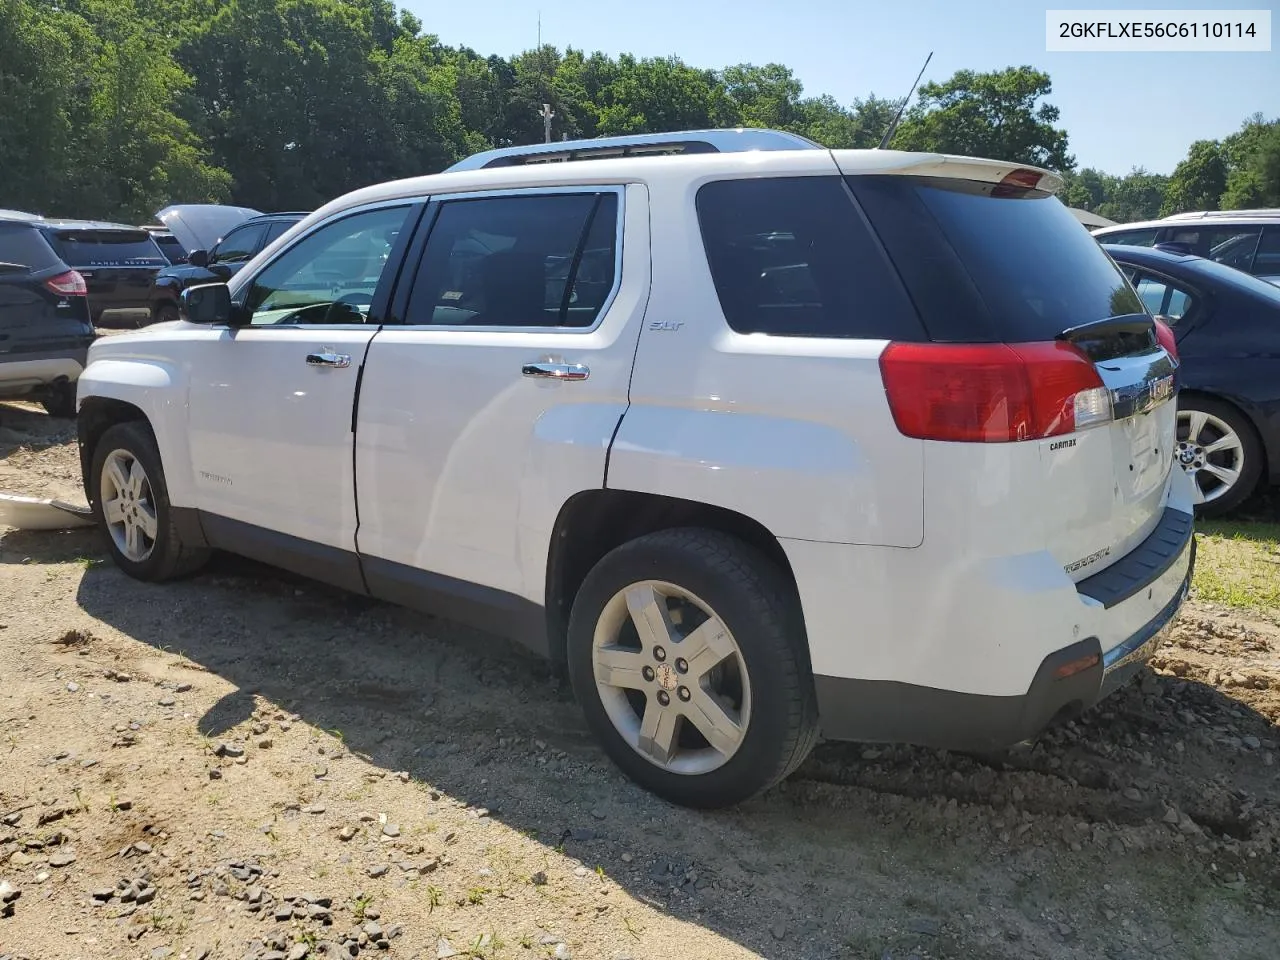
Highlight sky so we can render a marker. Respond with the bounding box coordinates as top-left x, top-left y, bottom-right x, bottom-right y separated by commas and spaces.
400, 0, 1279, 174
